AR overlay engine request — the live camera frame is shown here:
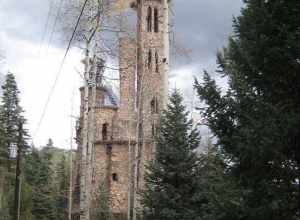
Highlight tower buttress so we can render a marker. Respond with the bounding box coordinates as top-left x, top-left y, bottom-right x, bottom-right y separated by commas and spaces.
119, 38, 137, 120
